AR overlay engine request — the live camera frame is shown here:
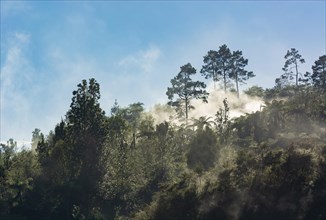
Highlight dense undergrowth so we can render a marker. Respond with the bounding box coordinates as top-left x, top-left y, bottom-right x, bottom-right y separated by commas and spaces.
1, 80, 326, 219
